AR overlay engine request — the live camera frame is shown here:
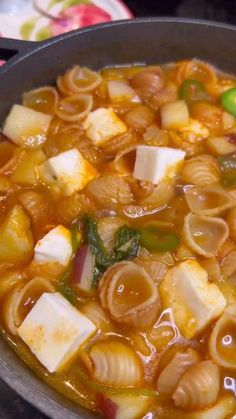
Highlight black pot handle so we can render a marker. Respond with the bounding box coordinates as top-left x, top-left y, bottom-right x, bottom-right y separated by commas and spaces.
0, 38, 37, 61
